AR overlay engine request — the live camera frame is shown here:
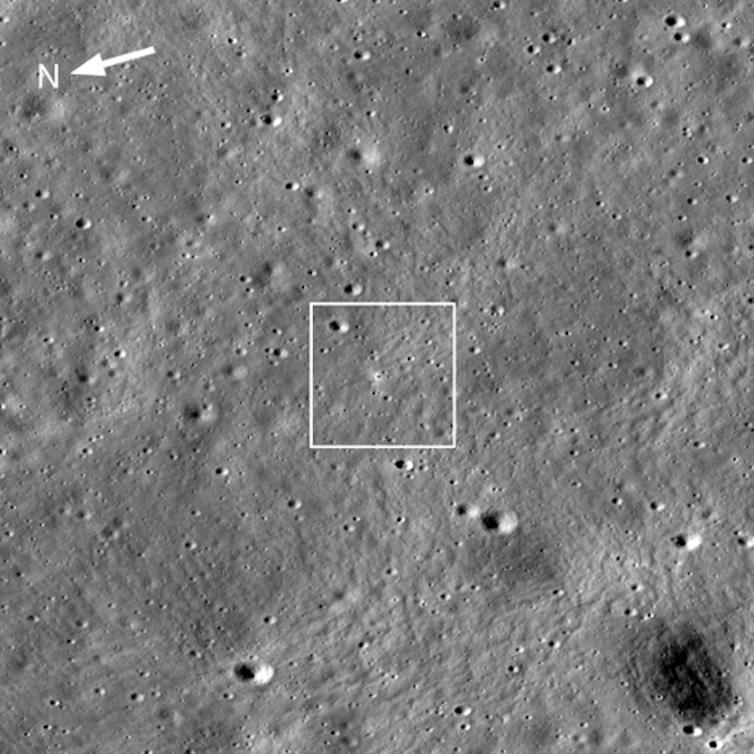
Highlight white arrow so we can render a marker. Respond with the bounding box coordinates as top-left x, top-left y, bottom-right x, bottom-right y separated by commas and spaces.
71, 46, 155, 77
